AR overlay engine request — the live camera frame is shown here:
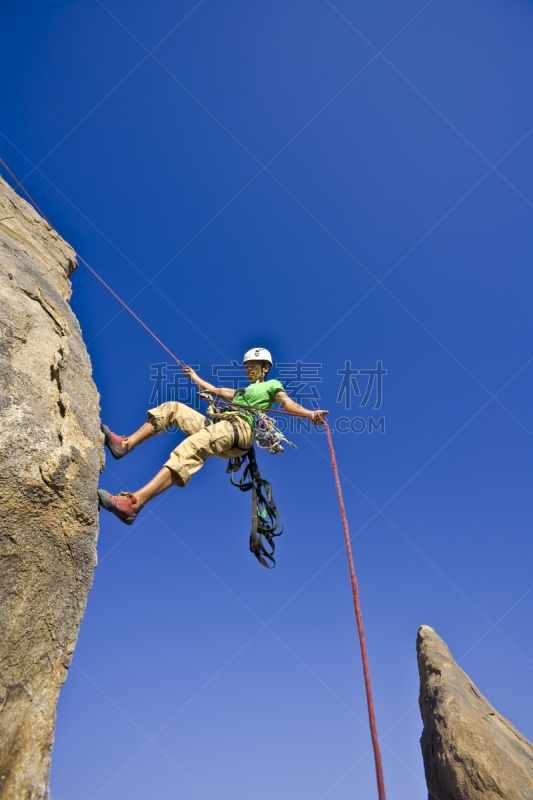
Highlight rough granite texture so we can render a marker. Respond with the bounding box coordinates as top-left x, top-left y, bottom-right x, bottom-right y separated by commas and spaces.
0, 176, 104, 799
418, 625, 533, 800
